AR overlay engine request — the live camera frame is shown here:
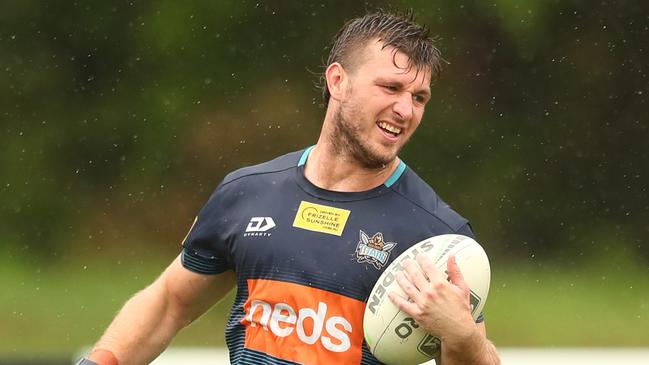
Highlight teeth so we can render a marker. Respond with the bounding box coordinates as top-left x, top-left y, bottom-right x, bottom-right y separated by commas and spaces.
378, 122, 402, 134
